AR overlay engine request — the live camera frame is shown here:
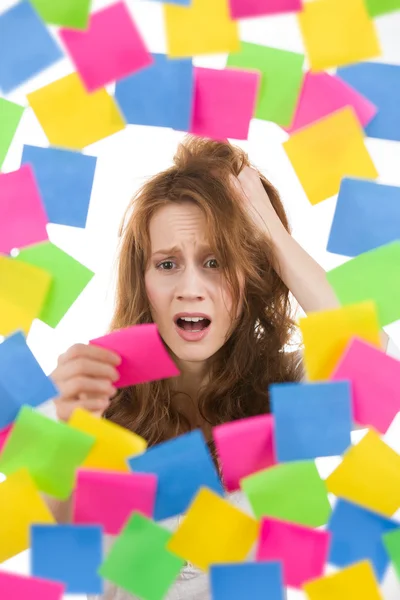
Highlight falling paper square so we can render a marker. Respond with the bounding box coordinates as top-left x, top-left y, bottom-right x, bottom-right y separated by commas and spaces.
229, 0, 302, 18
0, 572, 64, 600
0, 99, 24, 170
383, 529, 400, 581
210, 562, 284, 600
151, 0, 191, 4
0, 424, 12, 453
283, 107, 378, 205
365, 0, 400, 17
303, 560, 383, 600
29, 0, 92, 29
